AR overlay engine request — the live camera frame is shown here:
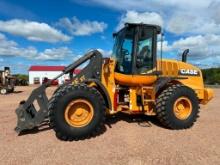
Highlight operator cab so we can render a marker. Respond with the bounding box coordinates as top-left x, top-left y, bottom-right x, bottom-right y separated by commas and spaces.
112, 23, 161, 75
112, 23, 161, 85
